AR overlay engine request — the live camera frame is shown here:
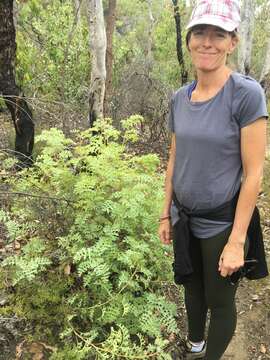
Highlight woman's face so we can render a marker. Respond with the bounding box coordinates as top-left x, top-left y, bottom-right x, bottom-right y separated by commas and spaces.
188, 25, 238, 72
